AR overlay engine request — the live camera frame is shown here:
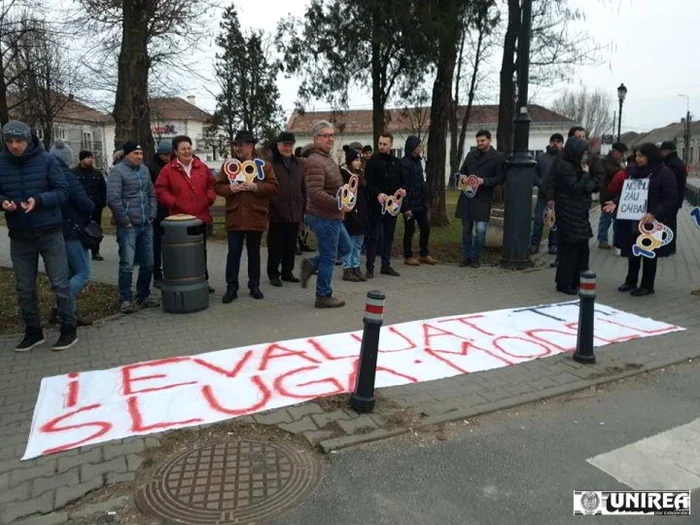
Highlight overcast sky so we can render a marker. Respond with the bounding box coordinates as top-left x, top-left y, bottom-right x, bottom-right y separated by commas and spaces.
165, 0, 699, 133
